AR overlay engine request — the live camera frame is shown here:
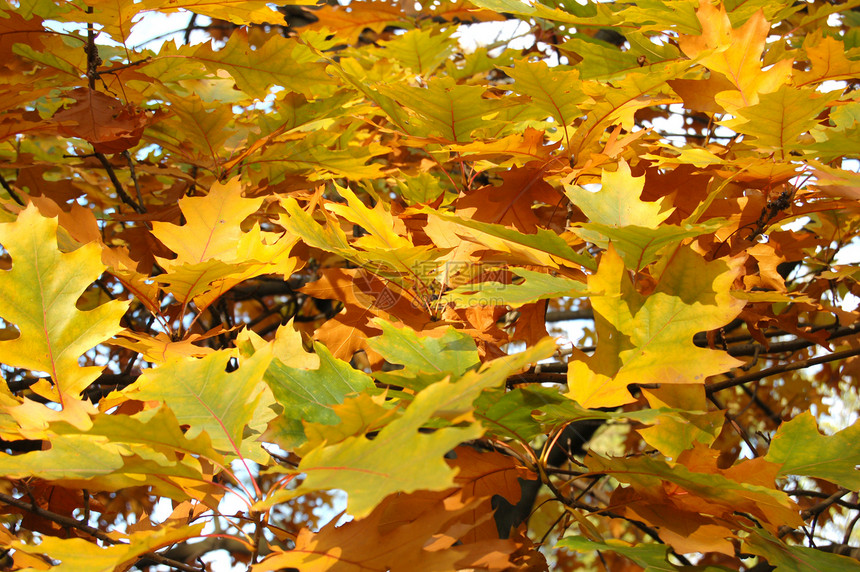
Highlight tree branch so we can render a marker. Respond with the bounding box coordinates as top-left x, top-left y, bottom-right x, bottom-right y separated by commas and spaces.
546, 308, 593, 322
0, 173, 24, 206
800, 488, 851, 521
121, 150, 147, 215
94, 152, 146, 214
0, 492, 202, 572
706, 347, 860, 395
